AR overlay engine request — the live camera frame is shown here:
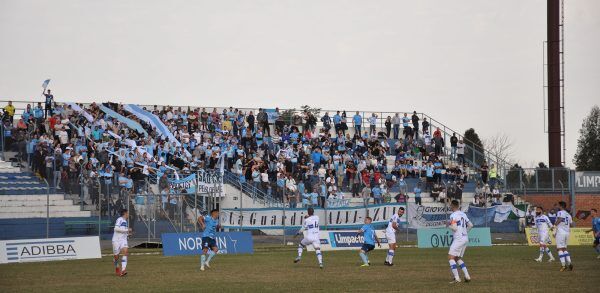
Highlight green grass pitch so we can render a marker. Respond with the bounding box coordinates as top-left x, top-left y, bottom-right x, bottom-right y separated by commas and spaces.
1, 246, 598, 292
